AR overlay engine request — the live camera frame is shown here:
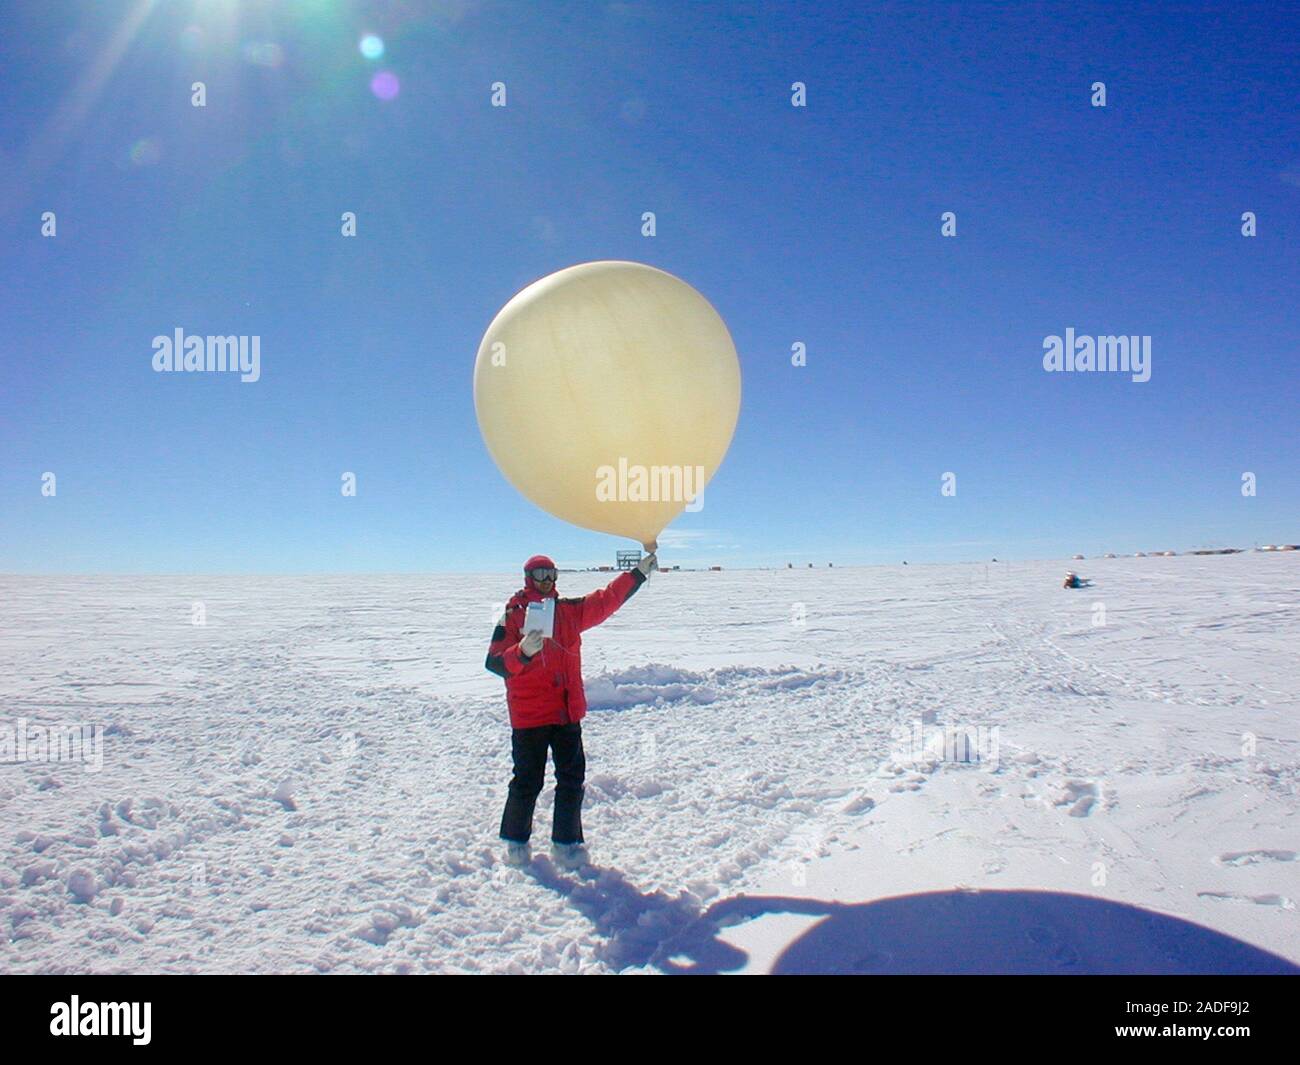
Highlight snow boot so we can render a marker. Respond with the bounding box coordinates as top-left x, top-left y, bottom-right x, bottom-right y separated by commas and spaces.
550, 842, 589, 870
